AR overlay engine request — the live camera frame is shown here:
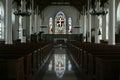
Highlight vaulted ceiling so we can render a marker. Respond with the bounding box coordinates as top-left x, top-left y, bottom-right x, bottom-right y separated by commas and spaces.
13, 0, 109, 13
